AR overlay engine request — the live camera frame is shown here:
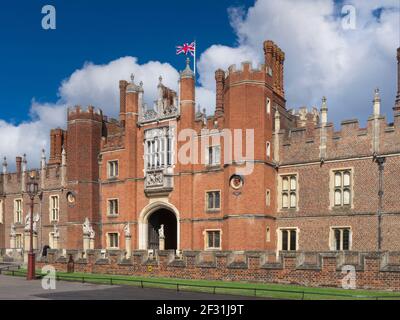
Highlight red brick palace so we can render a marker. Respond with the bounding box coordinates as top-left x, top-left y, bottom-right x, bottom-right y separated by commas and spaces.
1, 41, 400, 254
